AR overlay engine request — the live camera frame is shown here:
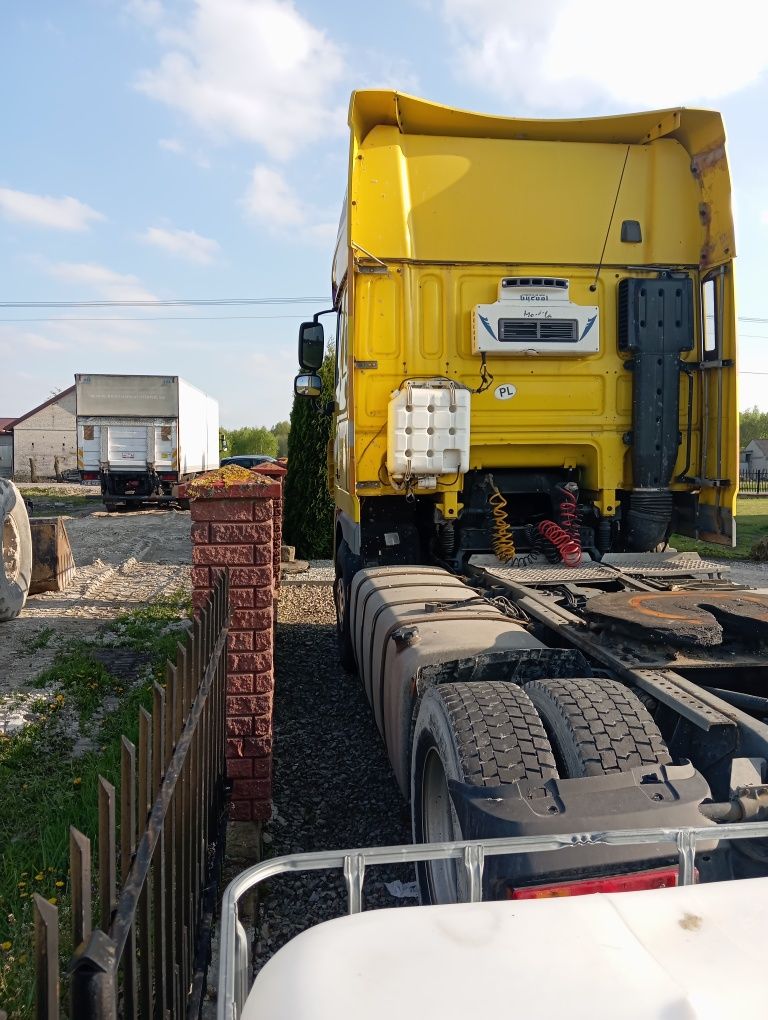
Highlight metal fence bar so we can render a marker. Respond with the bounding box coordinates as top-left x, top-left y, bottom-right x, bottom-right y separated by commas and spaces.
121, 737, 138, 1020
11, 573, 230, 1020
180, 641, 192, 1003
109, 576, 230, 1006
739, 469, 766, 494
98, 778, 116, 932
33, 895, 59, 1020
70, 828, 92, 953
151, 682, 167, 1020
138, 709, 152, 826
136, 709, 153, 1019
